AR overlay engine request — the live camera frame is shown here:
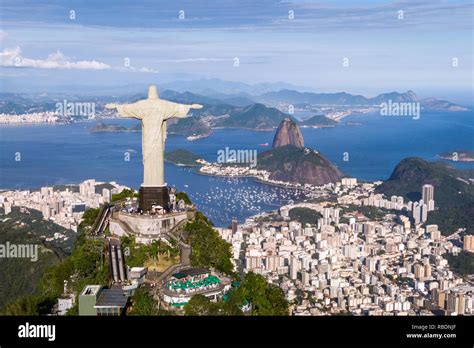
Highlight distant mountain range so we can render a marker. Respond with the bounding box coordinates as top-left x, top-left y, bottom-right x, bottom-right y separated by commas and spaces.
2, 85, 469, 115
217, 103, 295, 130
161, 88, 469, 111
257, 89, 469, 111
164, 89, 469, 138
78, 87, 468, 138
1, 87, 469, 142
161, 90, 228, 106
160, 78, 312, 96
168, 102, 299, 137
